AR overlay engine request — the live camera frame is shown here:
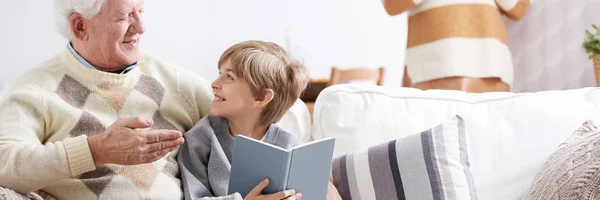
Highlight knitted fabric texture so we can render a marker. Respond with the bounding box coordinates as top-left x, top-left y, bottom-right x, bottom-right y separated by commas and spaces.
0, 47, 213, 199
523, 121, 600, 199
